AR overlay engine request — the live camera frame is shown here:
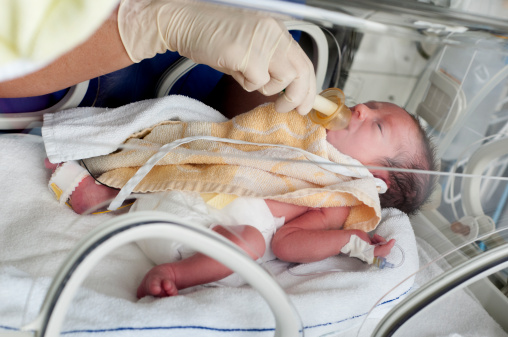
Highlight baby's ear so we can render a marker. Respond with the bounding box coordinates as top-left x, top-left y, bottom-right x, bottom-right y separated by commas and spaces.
371, 169, 390, 189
